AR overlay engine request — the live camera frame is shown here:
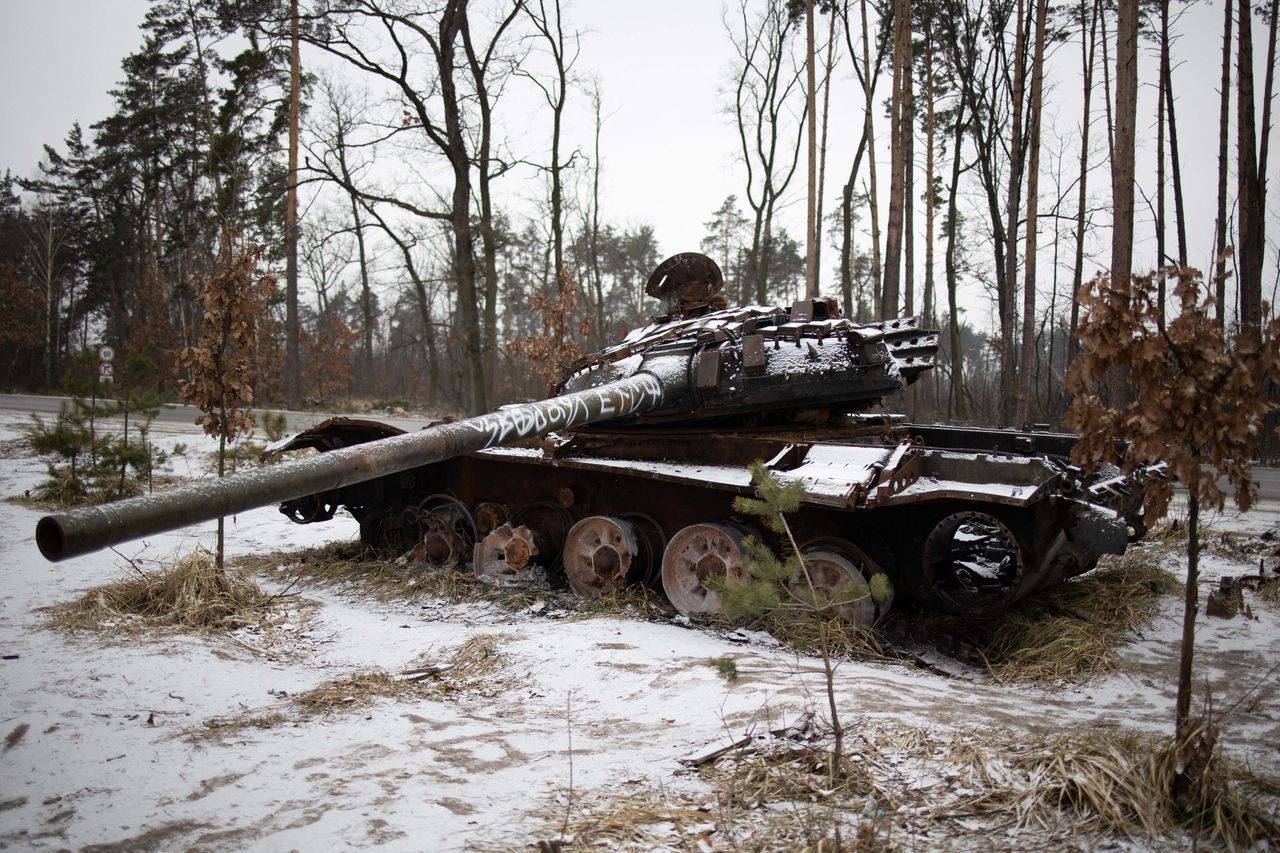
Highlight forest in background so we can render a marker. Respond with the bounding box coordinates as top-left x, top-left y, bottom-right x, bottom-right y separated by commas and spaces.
0, 0, 1277, 431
